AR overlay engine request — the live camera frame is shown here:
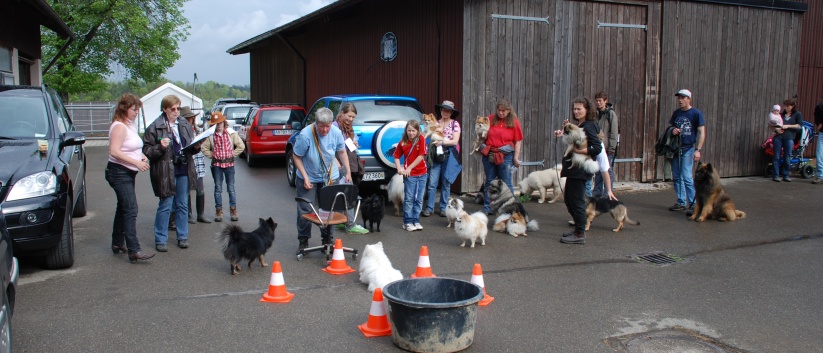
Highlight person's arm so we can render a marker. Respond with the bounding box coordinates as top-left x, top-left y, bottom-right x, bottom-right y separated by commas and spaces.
200, 137, 213, 158
231, 133, 245, 157
336, 149, 352, 183
393, 143, 407, 176
694, 125, 706, 161
293, 153, 313, 190
109, 124, 149, 171
609, 111, 619, 154
601, 171, 617, 201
